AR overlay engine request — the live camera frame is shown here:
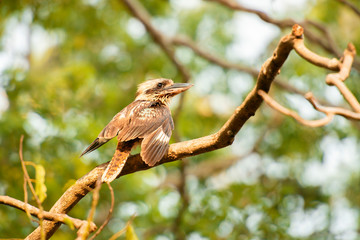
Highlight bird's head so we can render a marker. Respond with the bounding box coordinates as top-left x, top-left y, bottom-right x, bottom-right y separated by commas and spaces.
135, 78, 193, 105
